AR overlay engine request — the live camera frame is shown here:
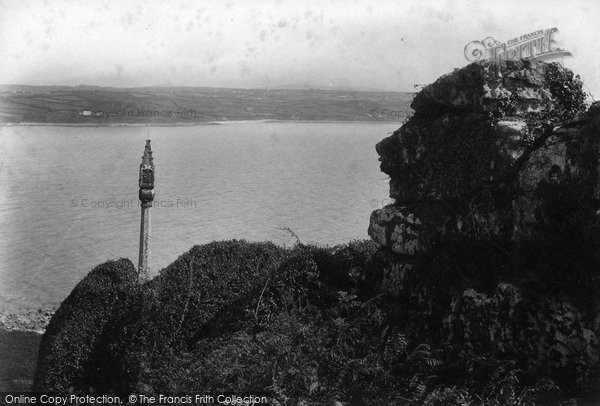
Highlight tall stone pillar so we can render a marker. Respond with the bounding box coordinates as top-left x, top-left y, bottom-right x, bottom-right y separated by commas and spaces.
138, 139, 155, 282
